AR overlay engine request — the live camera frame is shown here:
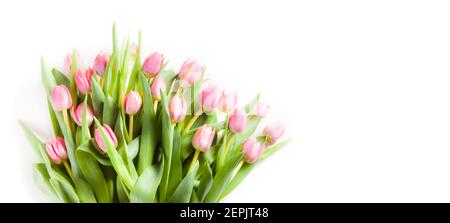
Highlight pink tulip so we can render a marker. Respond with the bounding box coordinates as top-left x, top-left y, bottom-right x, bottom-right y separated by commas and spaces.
124, 91, 142, 115
178, 59, 204, 86
151, 76, 167, 101
64, 51, 82, 74
169, 95, 187, 123
51, 85, 72, 112
142, 52, 164, 77
242, 137, 264, 163
74, 68, 94, 94
219, 91, 238, 112
192, 125, 215, 152
201, 82, 222, 113
228, 108, 248, 133
45, 137, 68, 164
263, 121, 286, 145
94, 51, 109, 76
94, 124, 118, 153
70, 103, 94, 126
252, 101, 270, 117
